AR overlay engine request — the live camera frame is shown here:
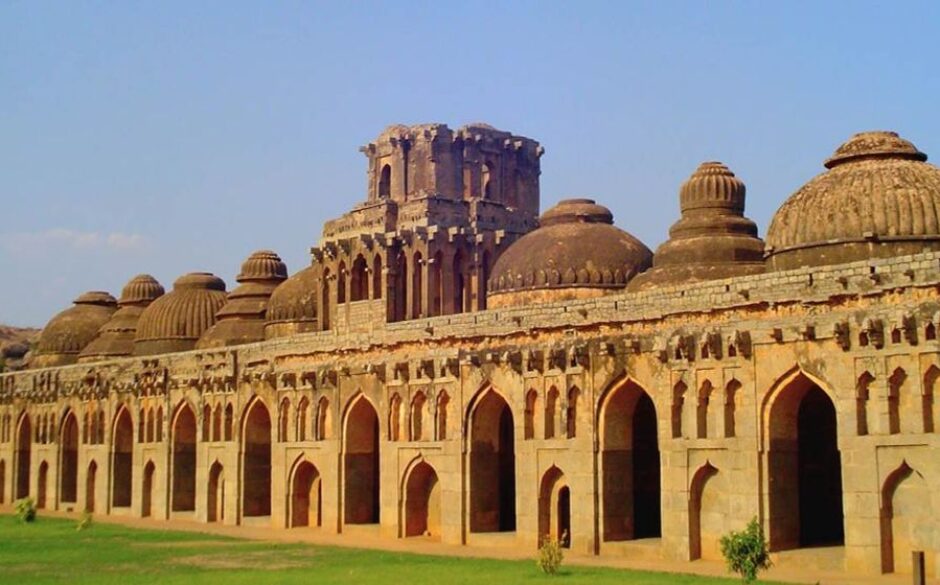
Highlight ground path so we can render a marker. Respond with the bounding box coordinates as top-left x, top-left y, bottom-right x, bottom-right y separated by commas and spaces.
7, 506, 931, 585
